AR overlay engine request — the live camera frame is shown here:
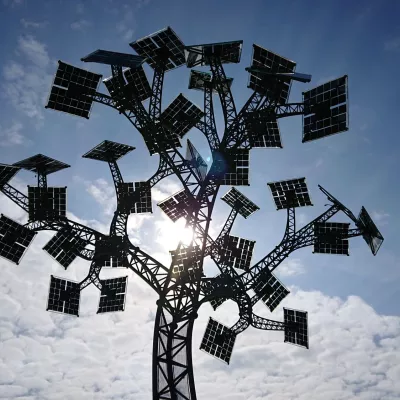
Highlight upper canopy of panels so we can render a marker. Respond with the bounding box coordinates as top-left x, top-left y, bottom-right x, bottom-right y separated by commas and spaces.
82, 140, 135, 162
13, 154, 70, 175
81, 49, 144, 69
